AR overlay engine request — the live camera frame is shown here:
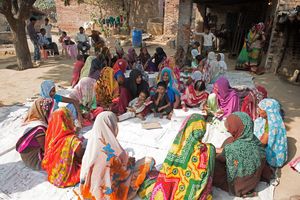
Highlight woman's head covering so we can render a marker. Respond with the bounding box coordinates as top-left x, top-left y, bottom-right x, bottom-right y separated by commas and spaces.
191, 71, 203, 82
256, 85, 268, 99
24, 97, 55, 125
135, 62, 149, 82
80, 111, 128, 199
254, 98, 287, 167
217, 53, 227, 70
191, 49, 200, 59
125, 69, 149, 98
154, 47, 167, 67
224, 112, 265, 190
69, 77, 96, 108
214, 77, 240, 118
113, 59, 128, 74
159, 67, 180, 96
255, 22, 265, 32
127, 47, 137, 63
80, 56, 97, 79
40, 80, 55, 98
